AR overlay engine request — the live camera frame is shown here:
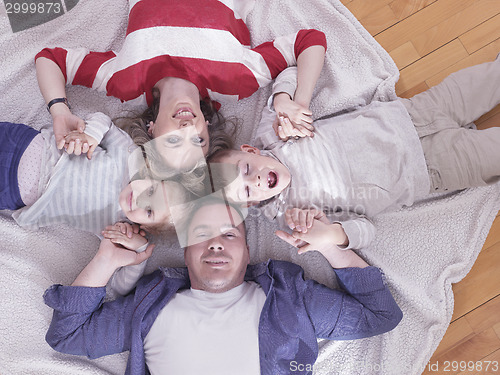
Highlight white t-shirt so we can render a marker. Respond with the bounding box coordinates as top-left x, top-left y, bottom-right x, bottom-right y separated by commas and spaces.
144, 281, 267, 375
